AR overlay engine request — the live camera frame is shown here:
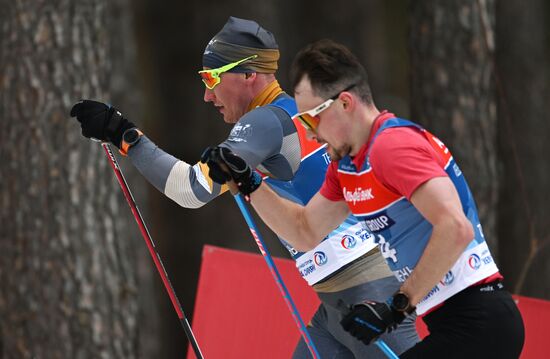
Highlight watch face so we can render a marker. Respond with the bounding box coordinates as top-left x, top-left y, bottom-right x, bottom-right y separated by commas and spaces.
393, 293, 409, 311
124, 129, 139, 144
